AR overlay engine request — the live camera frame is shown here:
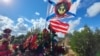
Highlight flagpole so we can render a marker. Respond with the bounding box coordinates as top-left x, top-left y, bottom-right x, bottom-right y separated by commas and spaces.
45, 1, 50, 29
44, 3, 50, 55
43, 1, 51, 55
50, 30, 53, 55
46, 1, 55, 55
45, 0, 56, 55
